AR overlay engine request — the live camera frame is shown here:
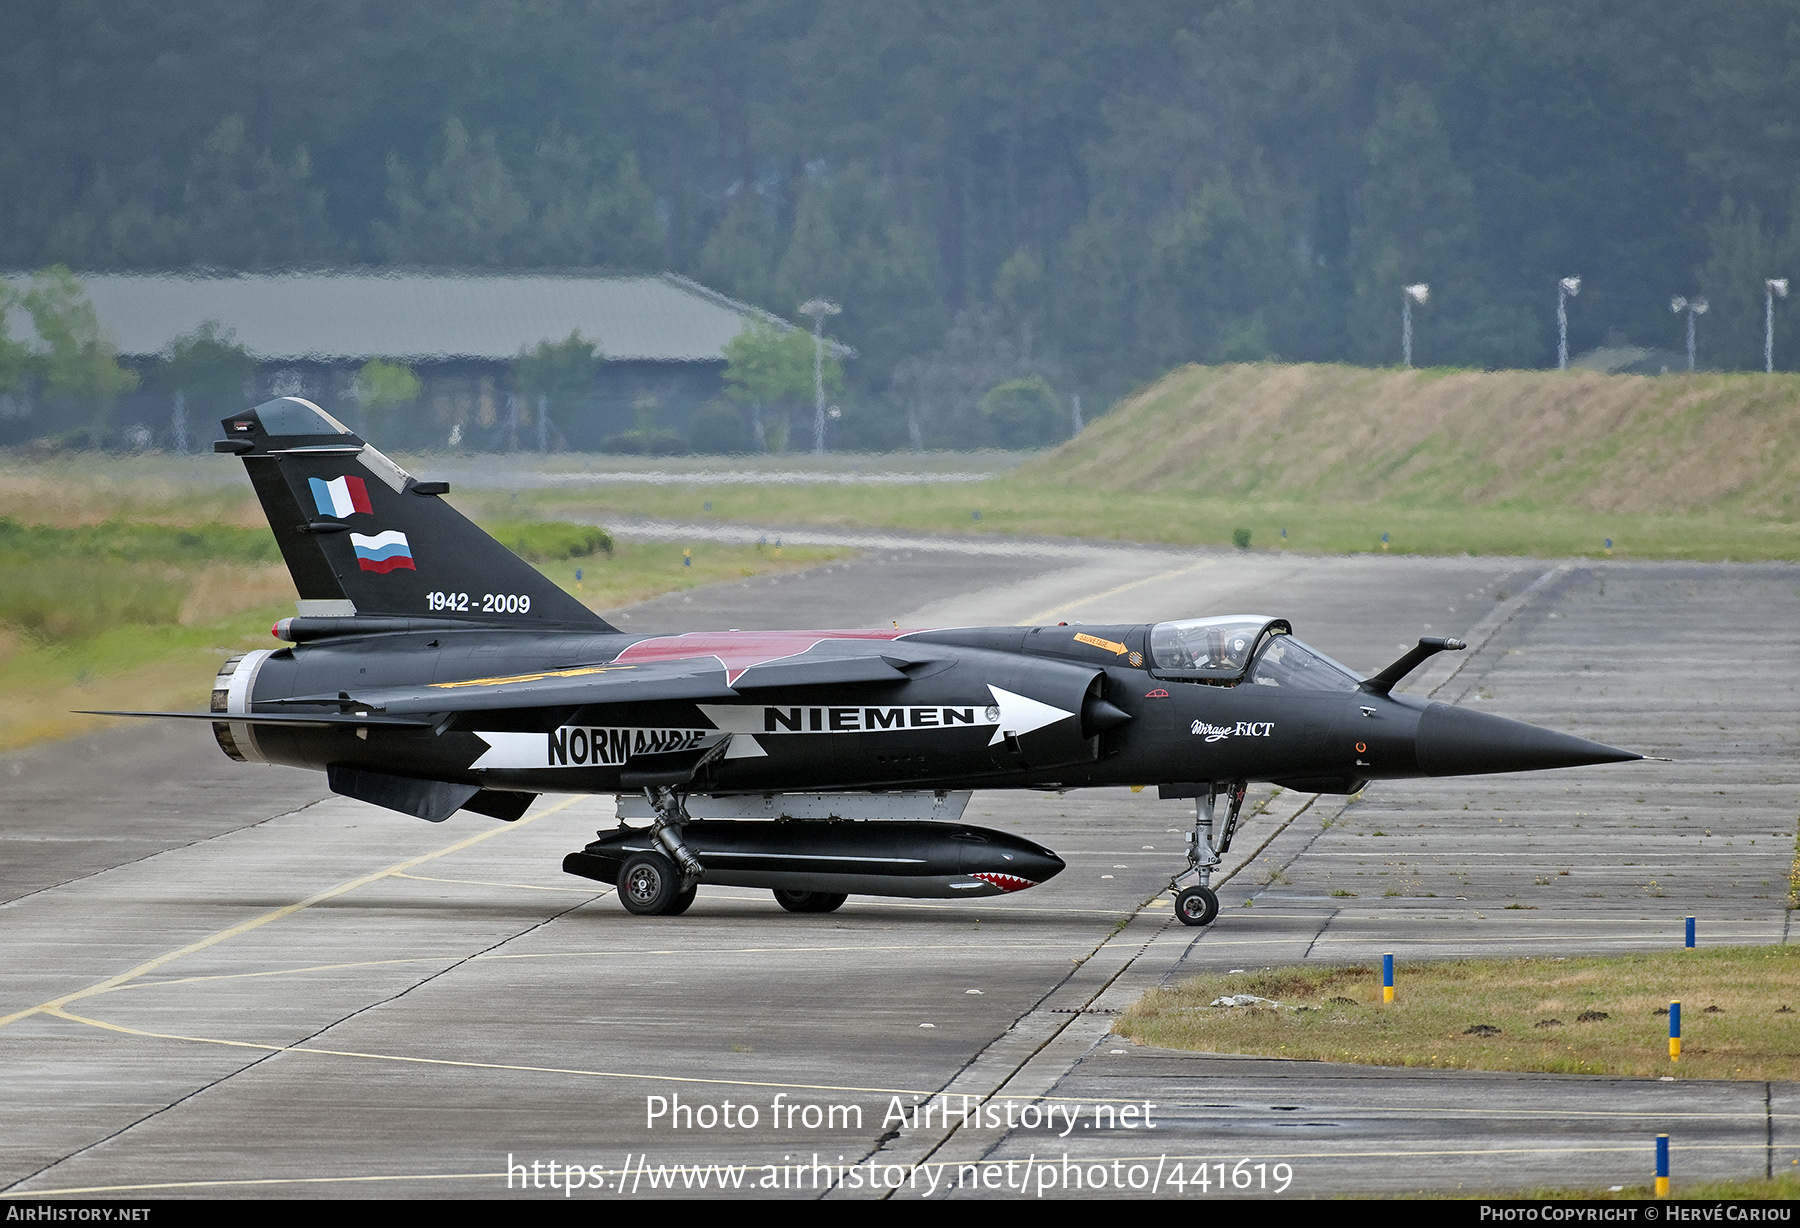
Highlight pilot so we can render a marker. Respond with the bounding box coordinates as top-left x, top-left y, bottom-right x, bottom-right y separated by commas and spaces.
1206, 627, 1229, 669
